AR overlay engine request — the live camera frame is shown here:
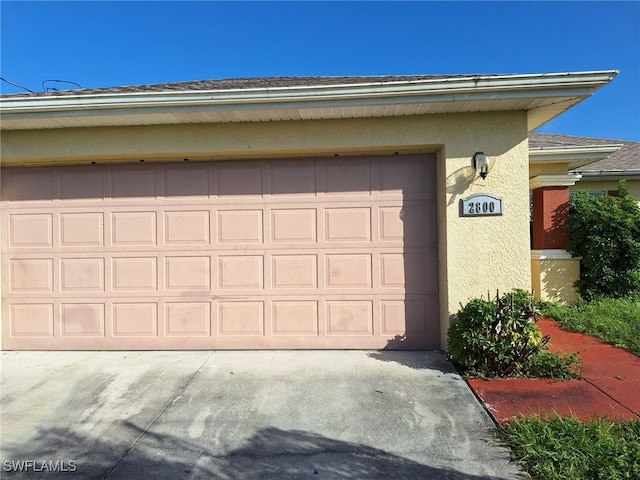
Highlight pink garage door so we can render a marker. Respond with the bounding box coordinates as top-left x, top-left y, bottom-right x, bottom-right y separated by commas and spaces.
1, 155, 438, 350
